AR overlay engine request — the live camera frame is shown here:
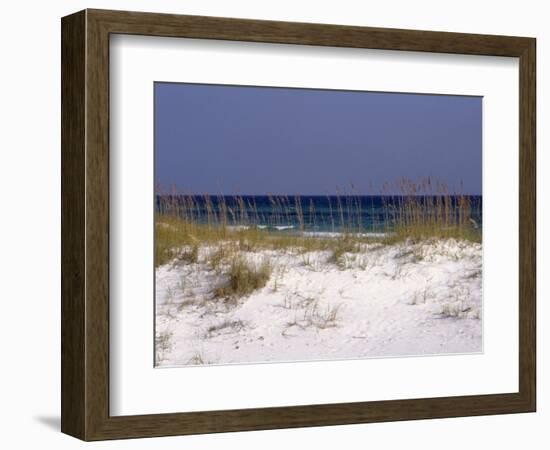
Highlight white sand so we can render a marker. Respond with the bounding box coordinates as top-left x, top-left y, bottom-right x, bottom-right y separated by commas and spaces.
155, 238, 482, 367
